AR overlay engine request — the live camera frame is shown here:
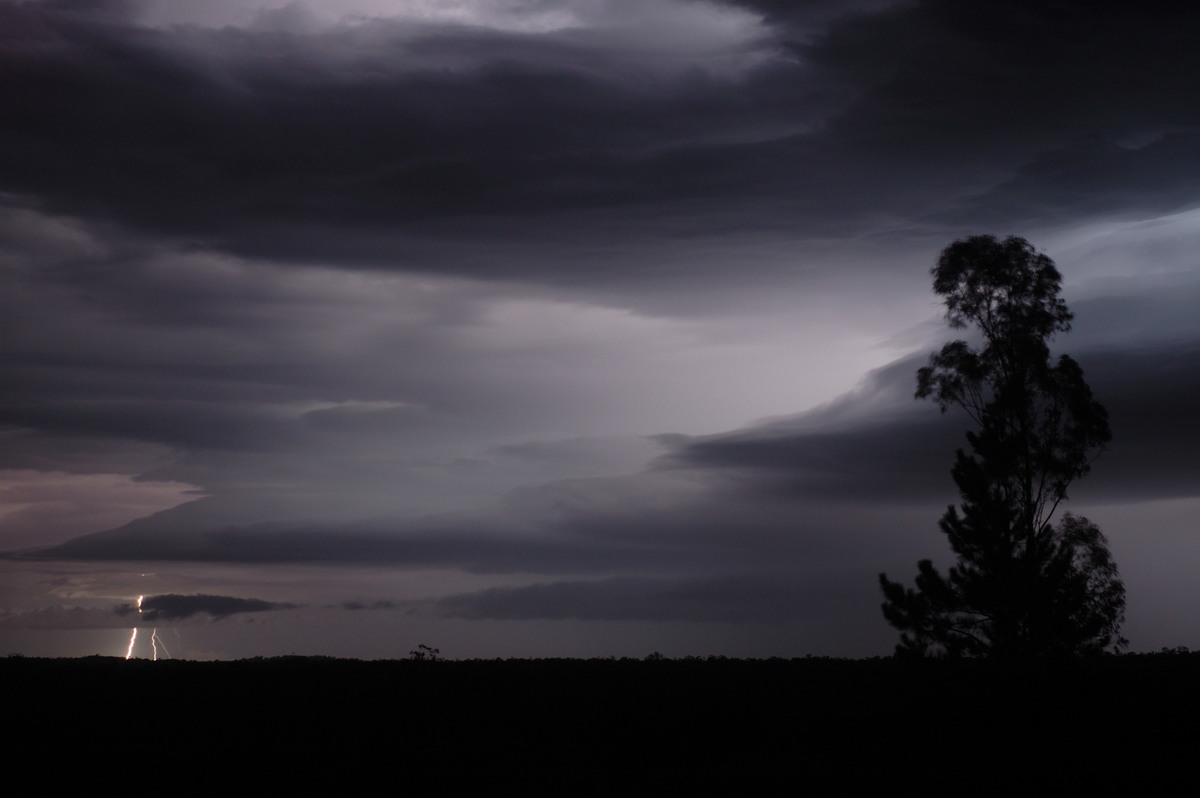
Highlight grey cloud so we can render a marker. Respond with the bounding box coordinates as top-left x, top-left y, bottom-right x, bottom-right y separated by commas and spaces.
2, 399, 303, 453
20, 331, 1200, 571
0, 593, 291, 631
113, 593, 295, 621
438, 573, 867, 623
804, 1, 1200, 139
4, 0, 1196, 289
1069, 344, 1200, 503
658, 353, 951, 500
0, 428, 169, 476
956, 132, 1200, 229
0, 603, 129, 630
669, 341, 1200, 505
34, 0, 141, 23
340, 599, 405, 611
0, 214, 644, 461
0, 4, 821, 270
23, 504, 763, 574
794, 1, 1200, 227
